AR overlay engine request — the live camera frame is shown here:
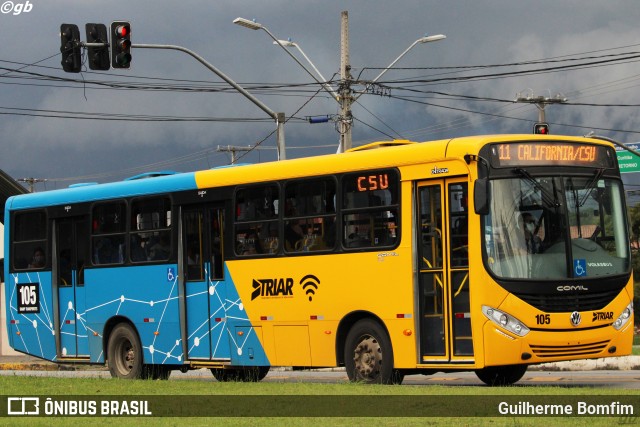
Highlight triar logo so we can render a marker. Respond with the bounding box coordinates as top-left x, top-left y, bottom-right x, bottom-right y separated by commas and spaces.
592, 311, 613, 322
250, 274, 322, 301
251, 278, 294, 300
